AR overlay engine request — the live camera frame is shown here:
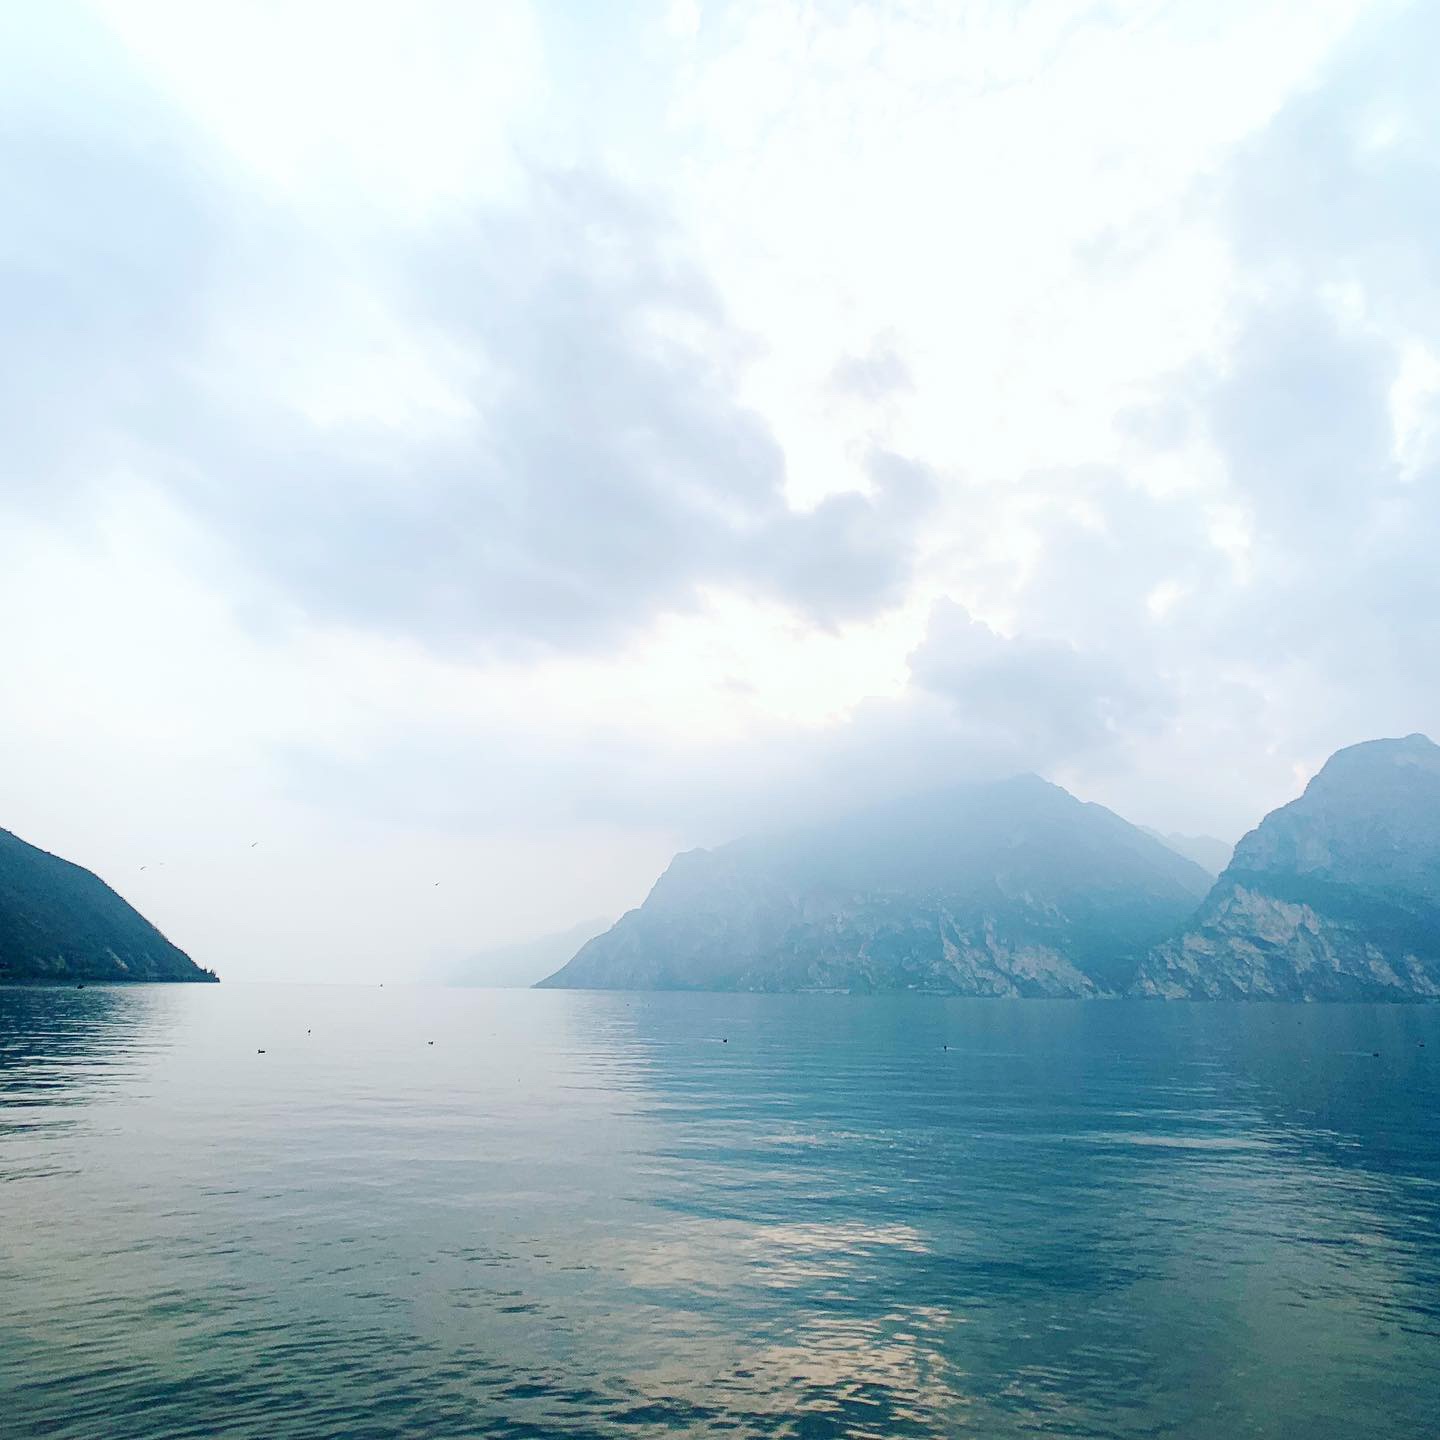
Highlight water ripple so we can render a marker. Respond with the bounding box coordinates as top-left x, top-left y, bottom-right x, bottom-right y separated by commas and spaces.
1, 985, 1438, 1437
